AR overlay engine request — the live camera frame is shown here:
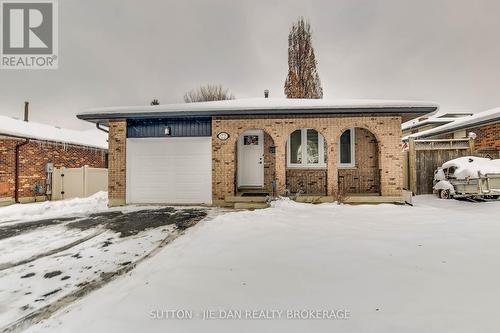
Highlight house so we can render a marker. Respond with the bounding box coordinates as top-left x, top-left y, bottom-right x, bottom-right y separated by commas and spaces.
0, 115, 108, 205
401, 111, 473, 137
77, 98, 438, 207
403, 107, 500, 158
